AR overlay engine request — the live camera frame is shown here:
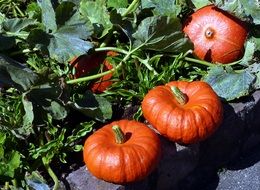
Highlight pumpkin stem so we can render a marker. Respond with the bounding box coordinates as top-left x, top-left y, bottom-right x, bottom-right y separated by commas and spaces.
112, 125, 126, 144
171, 86, 188, 105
